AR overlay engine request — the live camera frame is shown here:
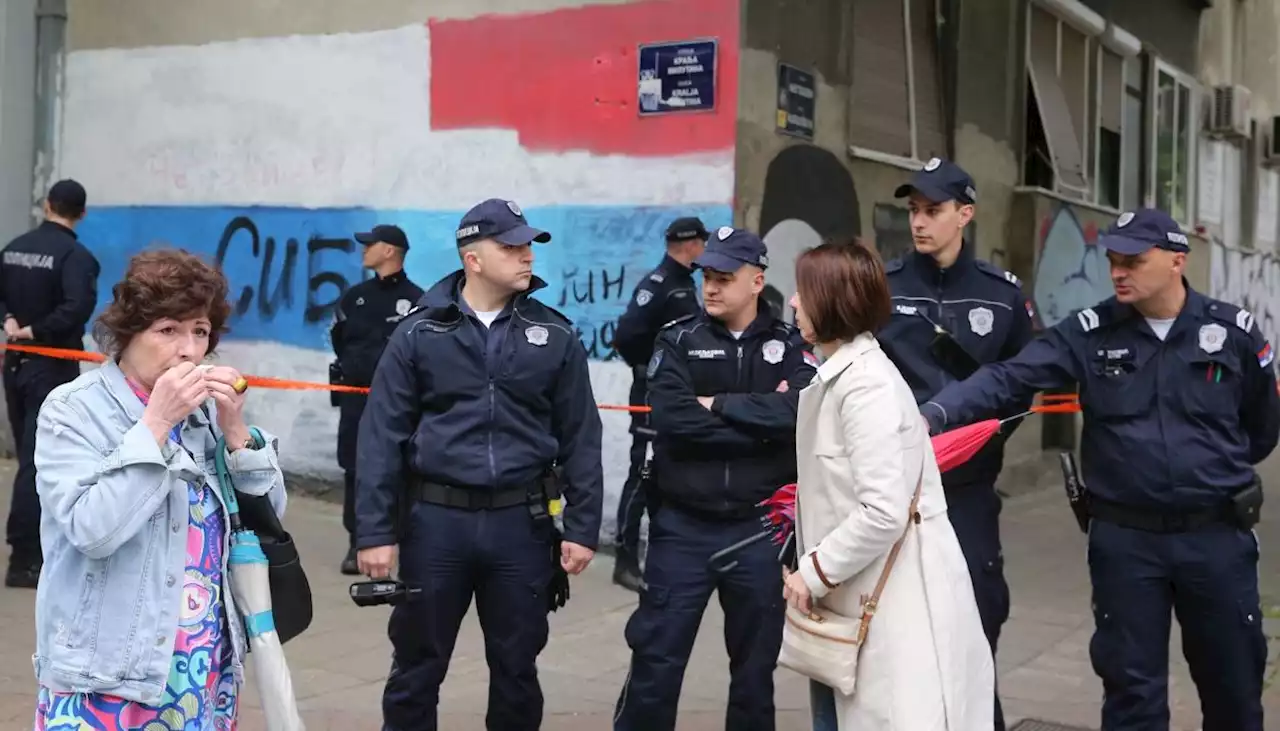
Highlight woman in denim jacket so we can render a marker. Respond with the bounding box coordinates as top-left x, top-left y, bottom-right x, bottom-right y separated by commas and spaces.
30, 248, 288, 729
